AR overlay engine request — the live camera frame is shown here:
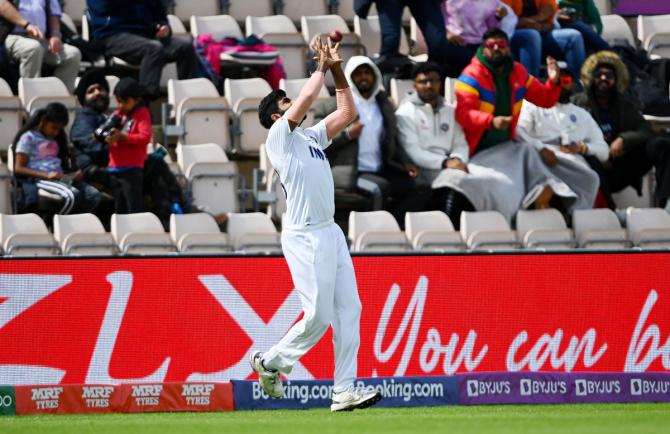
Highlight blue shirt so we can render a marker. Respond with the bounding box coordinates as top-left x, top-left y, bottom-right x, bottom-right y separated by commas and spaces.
14, 0, 62, 35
